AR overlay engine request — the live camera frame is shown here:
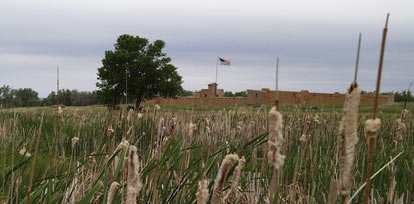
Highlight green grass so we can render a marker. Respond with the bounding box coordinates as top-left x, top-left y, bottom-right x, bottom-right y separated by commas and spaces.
0, 102, 413, 203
